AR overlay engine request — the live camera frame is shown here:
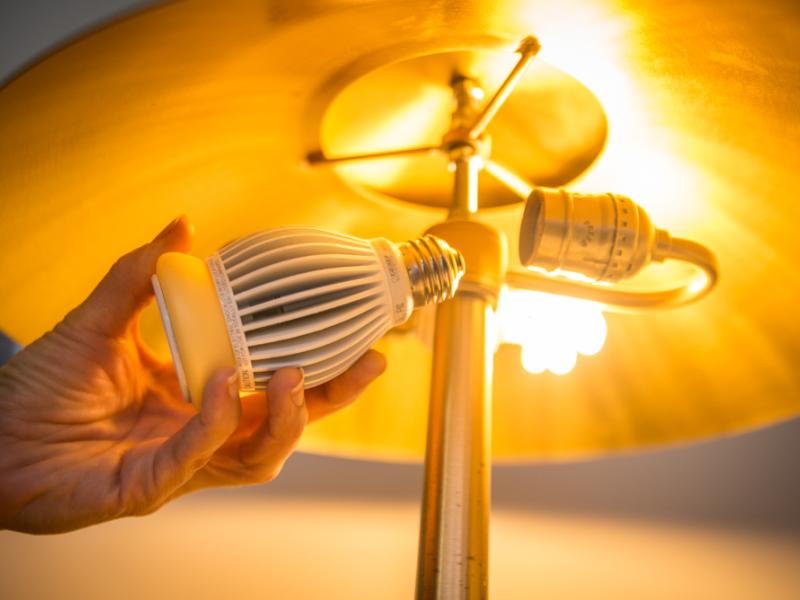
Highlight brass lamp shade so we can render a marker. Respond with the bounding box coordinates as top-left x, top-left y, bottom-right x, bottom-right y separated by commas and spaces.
0, 0, 798, 461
